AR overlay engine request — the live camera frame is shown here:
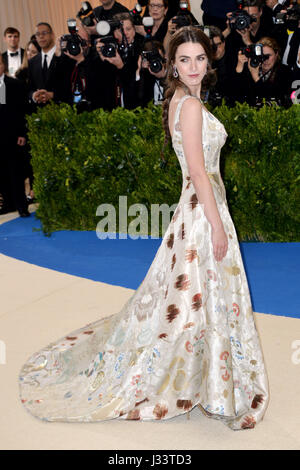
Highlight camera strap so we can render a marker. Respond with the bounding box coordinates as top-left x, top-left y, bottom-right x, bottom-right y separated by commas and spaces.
259, 68, 272, 82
